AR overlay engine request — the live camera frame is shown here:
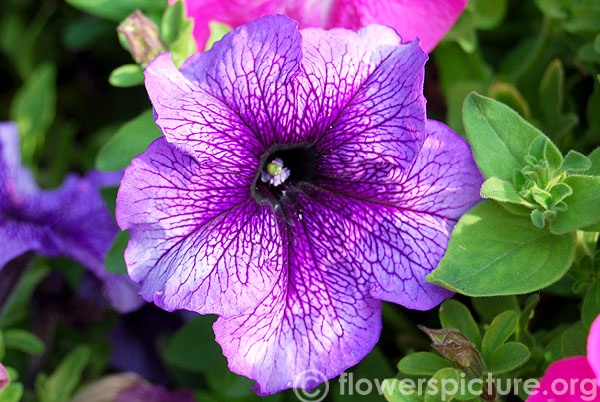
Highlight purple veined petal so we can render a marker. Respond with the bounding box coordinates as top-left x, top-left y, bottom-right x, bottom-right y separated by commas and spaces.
365, 120, 483, 309
145, 15, 303, 161
144, 54, 262, 170
298, 25, 427, 171
179, 15, 303, 146
116, 138, 283, 315
309, 120, 482, 310
326, 0, 469, 53
214, 190, 381, 395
